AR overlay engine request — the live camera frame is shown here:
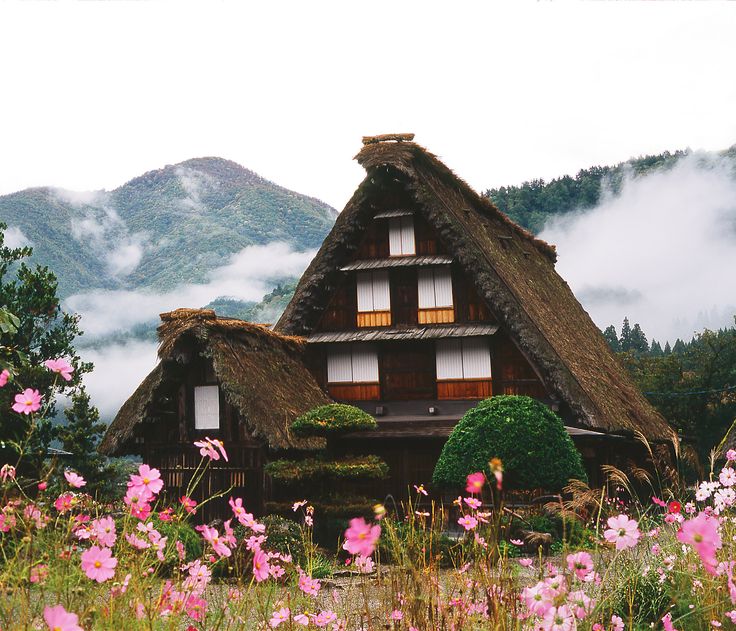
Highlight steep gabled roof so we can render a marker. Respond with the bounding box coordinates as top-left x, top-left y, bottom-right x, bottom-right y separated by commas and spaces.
276, 137, 676, 443
100, 309, 330, 455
